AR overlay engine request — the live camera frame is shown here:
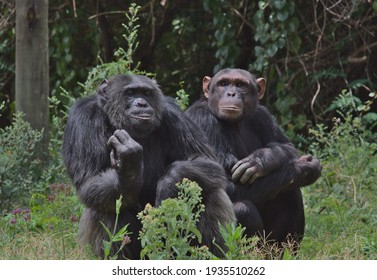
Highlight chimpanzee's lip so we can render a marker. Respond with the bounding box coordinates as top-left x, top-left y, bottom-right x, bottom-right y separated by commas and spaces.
130, 113, 153, 120
220, 106, 241, 111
